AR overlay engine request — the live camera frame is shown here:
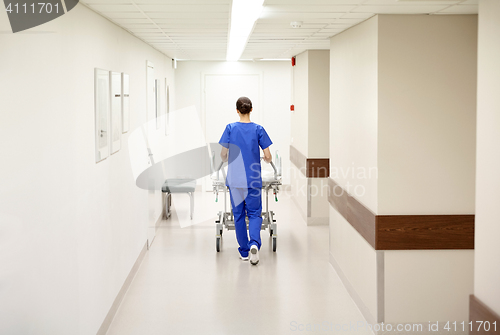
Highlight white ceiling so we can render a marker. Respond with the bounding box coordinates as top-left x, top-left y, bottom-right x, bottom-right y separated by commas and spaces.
80, 0, 478, 61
